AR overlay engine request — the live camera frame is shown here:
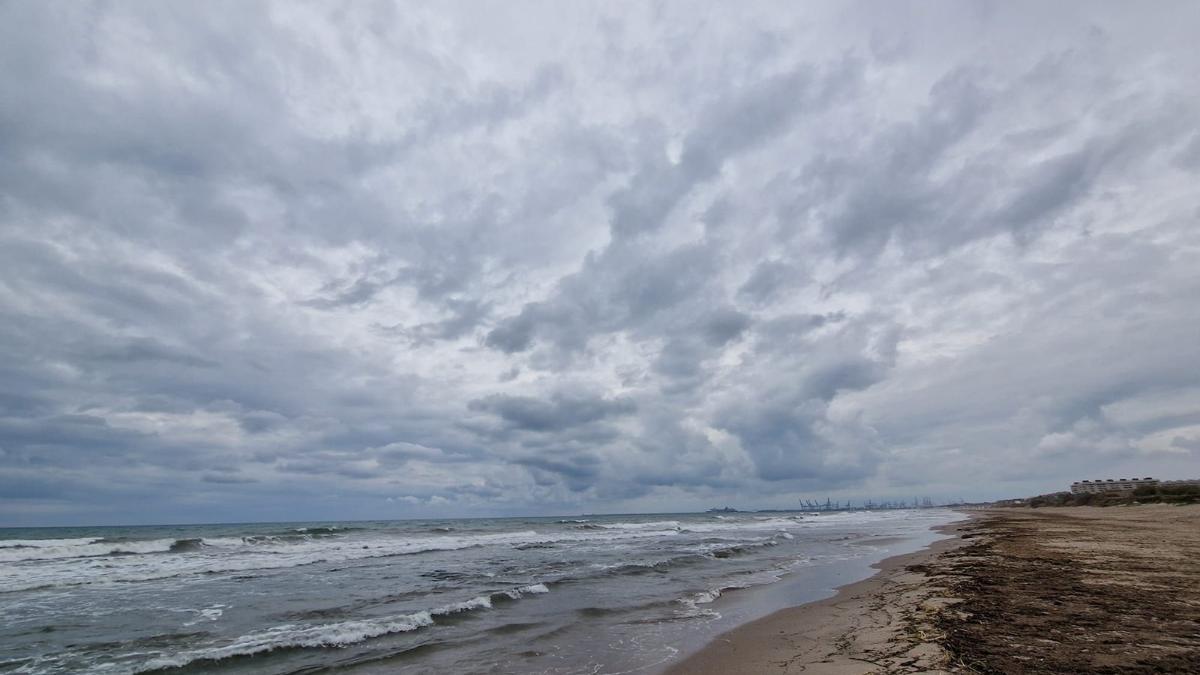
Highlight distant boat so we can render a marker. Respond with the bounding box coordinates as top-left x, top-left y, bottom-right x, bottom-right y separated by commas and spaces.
706, 506, 739, 513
